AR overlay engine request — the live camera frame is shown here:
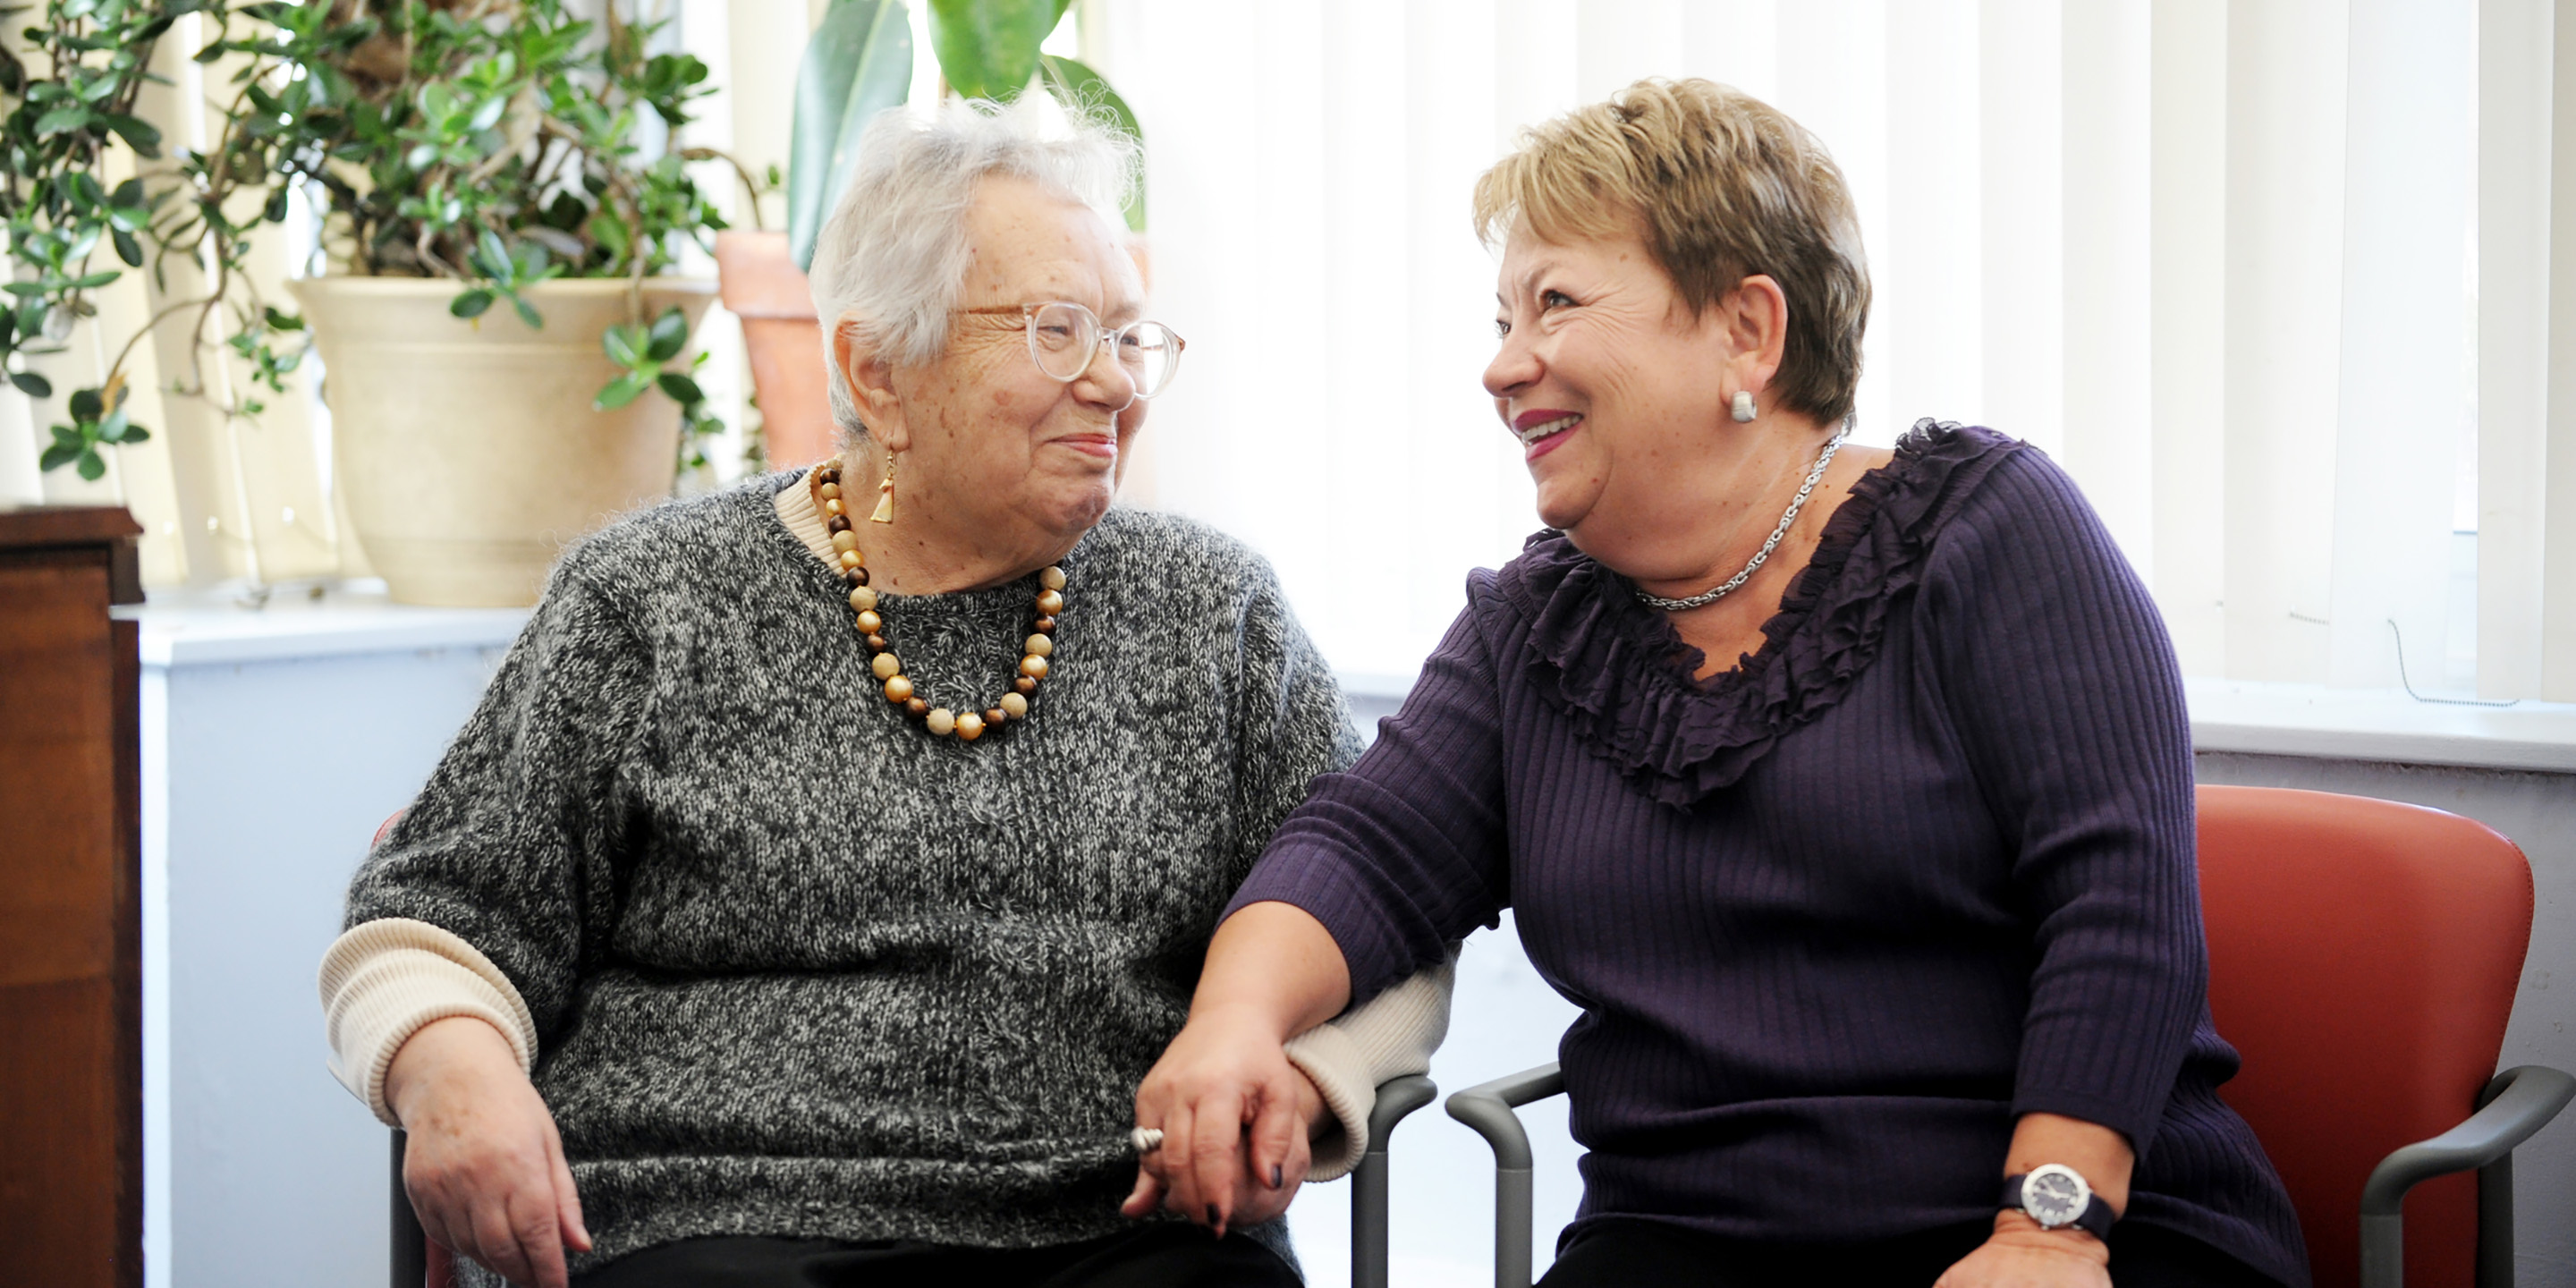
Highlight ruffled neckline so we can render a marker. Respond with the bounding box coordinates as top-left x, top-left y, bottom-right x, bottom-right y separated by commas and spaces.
1495, 419, 2023, 808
